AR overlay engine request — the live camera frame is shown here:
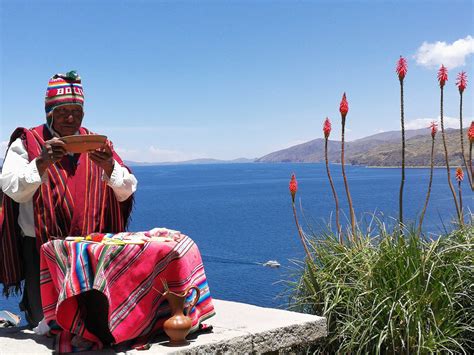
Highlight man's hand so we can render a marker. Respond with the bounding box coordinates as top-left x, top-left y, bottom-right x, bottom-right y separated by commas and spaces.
89, 141, 114, 178
36, 138, 67, 175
